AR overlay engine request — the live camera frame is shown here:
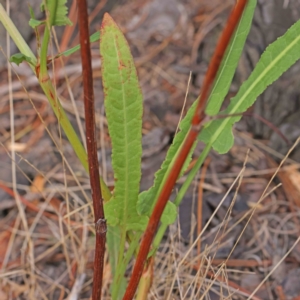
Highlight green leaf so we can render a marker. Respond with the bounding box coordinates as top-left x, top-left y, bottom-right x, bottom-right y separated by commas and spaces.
57, 31, 100, 58
138, 192, 177, 226
136, 101, 197, 217
199, 17, 300, 154
206, 0, 256, 115
29, 18, 44, 28
10, 53, 33, 66
136, 0, 256, 230
168, 0, 257, 210
148, 0, 257, 255
107, 225, 120, 276
161, 201, 177, 225
28, 5, 35, 19
41, 0, 72, 26
100, 13, 147, 231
